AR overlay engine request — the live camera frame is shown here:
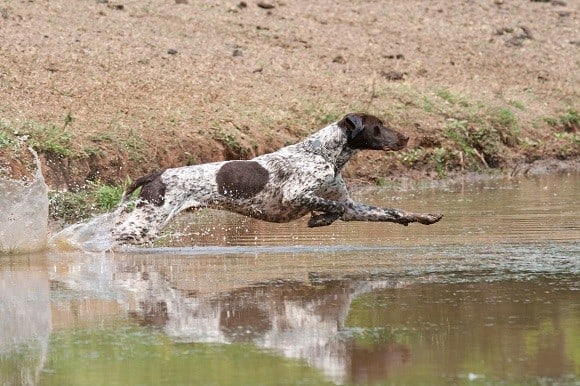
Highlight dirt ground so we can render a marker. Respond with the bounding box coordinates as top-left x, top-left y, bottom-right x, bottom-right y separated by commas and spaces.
0, 0, 578, 190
